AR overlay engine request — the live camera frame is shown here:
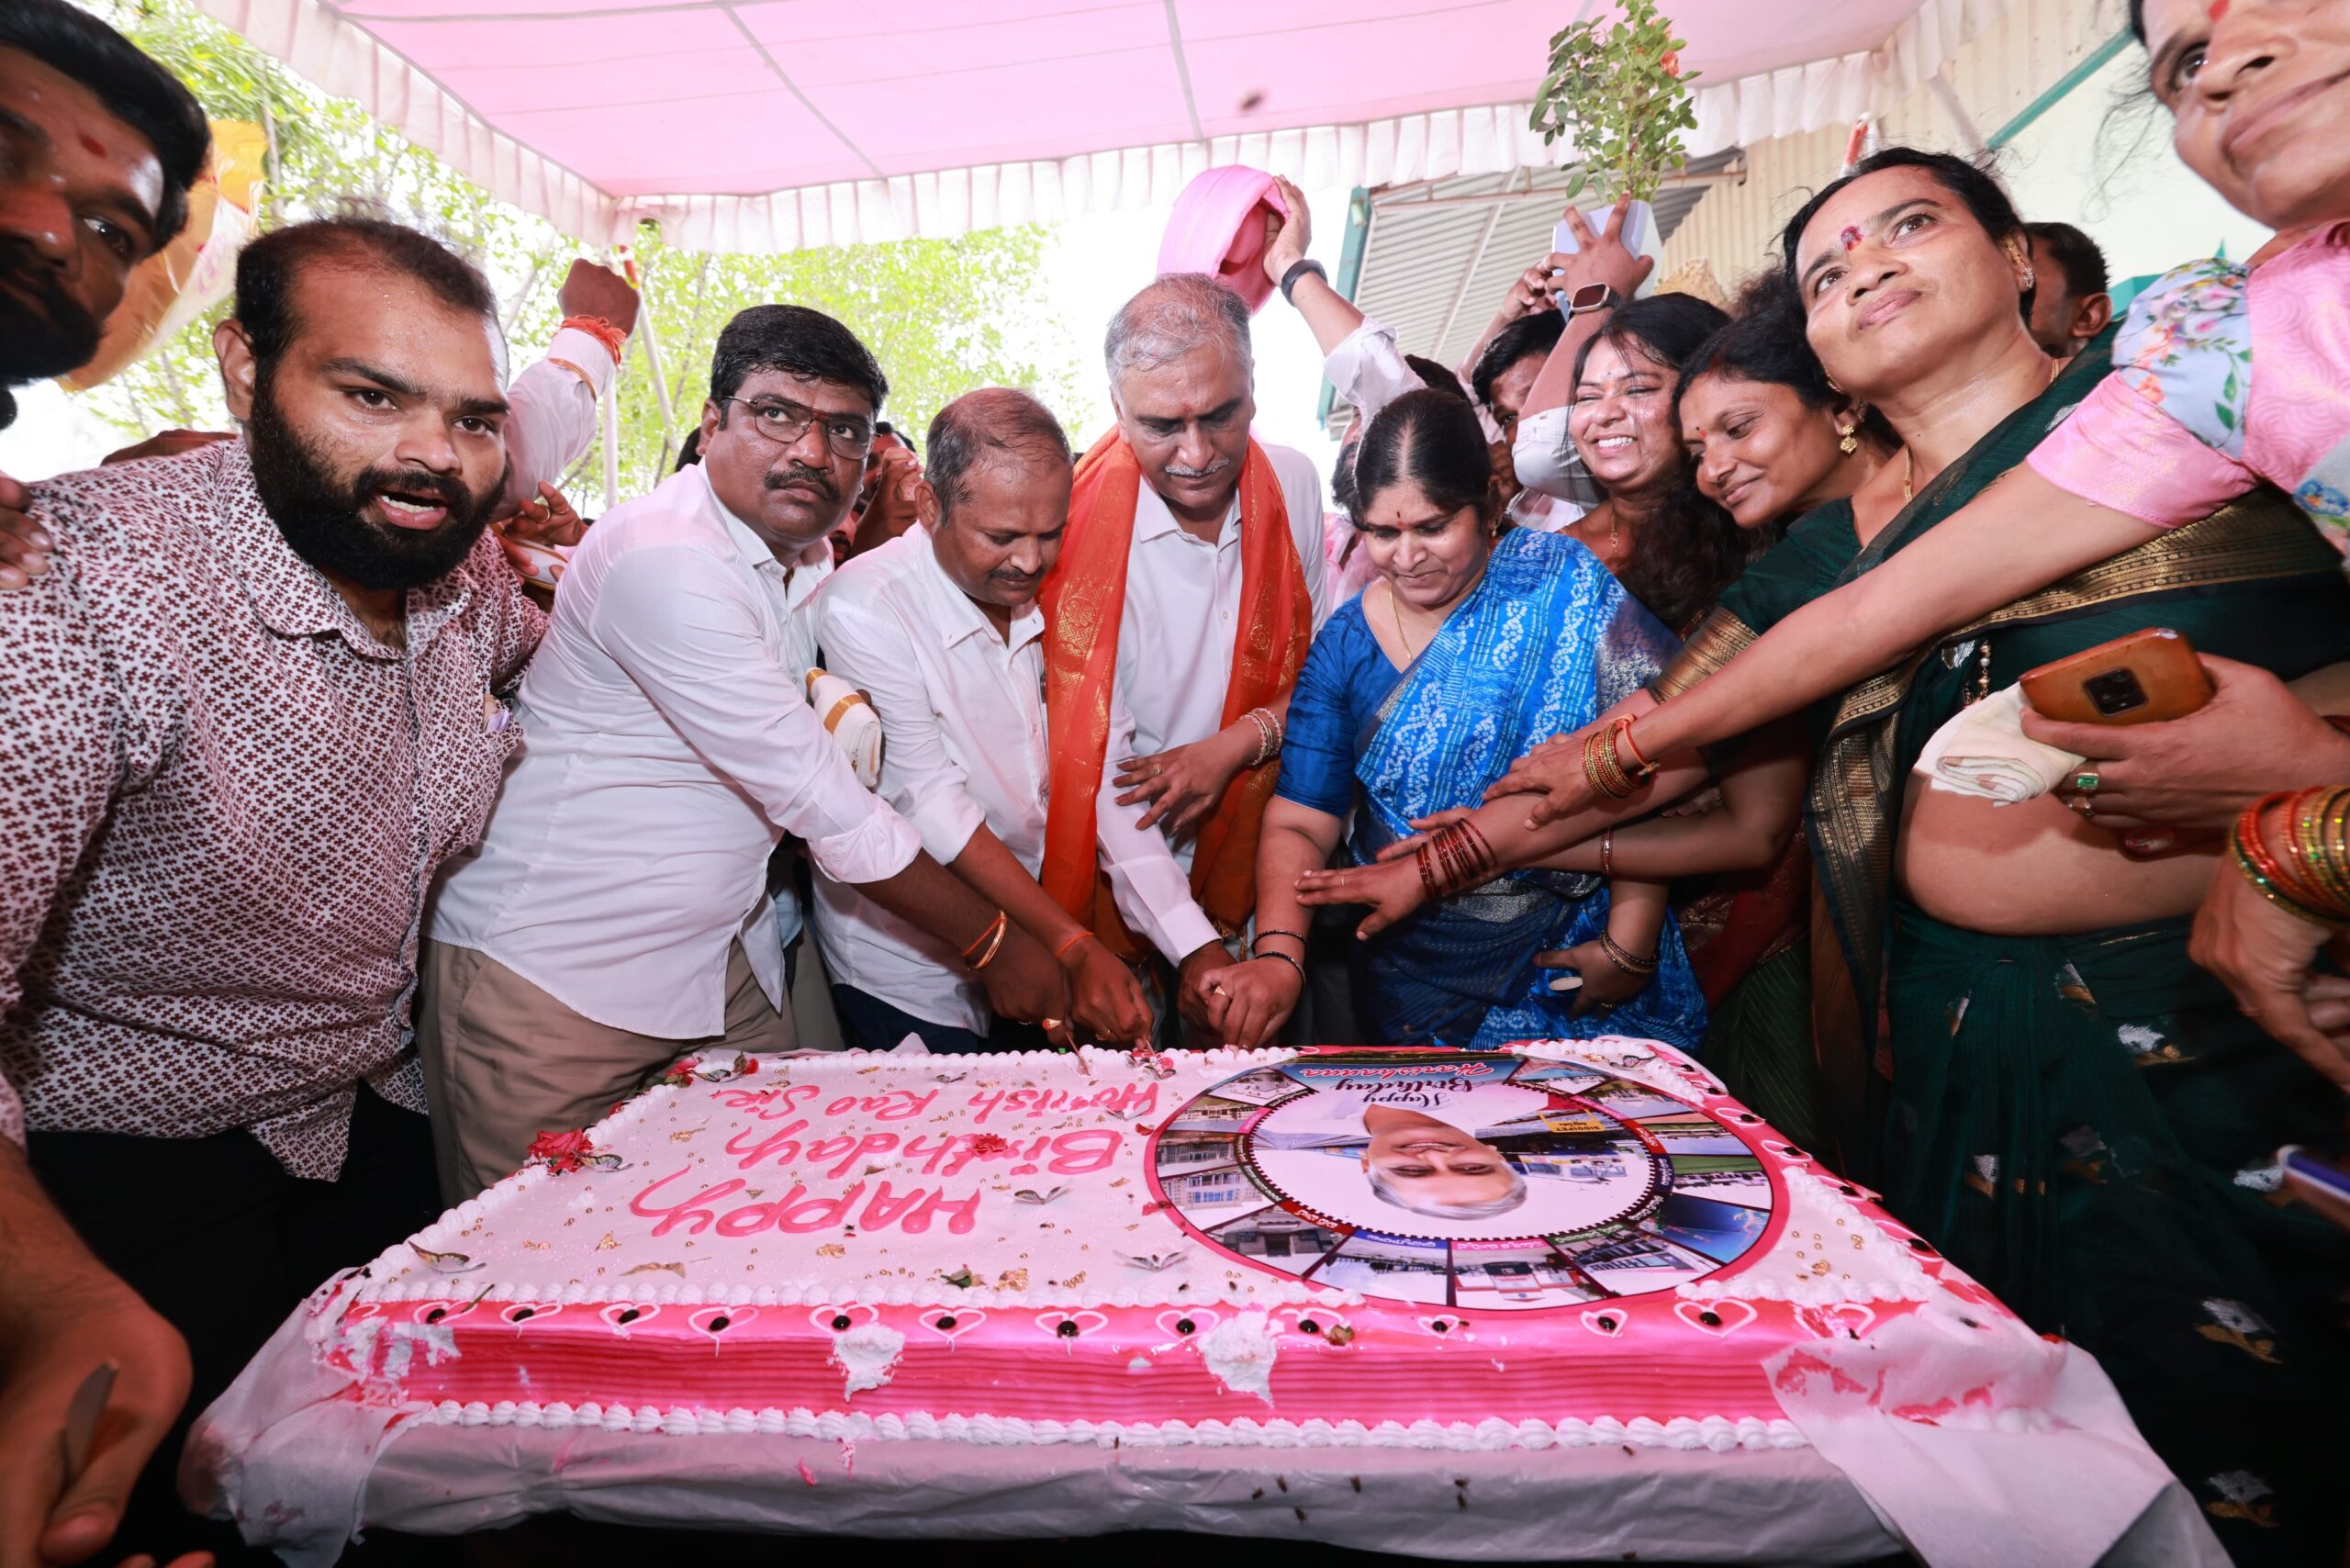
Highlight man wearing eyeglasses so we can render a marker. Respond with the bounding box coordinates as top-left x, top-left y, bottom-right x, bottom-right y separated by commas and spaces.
419, 305, 1069, 1203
